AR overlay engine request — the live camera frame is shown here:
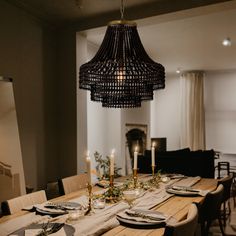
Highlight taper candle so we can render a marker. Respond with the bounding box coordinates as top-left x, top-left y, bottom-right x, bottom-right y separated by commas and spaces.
134, 146, 138, 170
151, 142, 155, 167
86, 151, 92, 184
110, 149, 115, 176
